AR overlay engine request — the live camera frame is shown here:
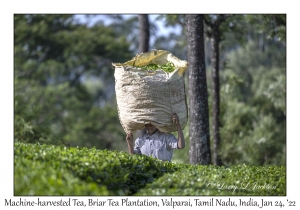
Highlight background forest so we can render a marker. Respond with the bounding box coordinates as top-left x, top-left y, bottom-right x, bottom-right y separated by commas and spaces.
14, 14, 286, 166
